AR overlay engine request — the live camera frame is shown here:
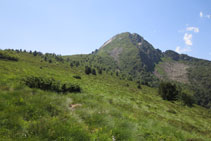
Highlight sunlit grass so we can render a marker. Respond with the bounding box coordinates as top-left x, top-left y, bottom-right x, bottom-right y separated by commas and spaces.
0, 52, 210, 140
